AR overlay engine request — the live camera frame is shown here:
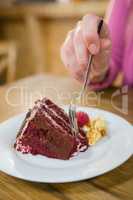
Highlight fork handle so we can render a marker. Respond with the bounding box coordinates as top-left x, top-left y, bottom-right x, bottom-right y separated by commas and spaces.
80, 19, 104, 98
98, 19, 104, 35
